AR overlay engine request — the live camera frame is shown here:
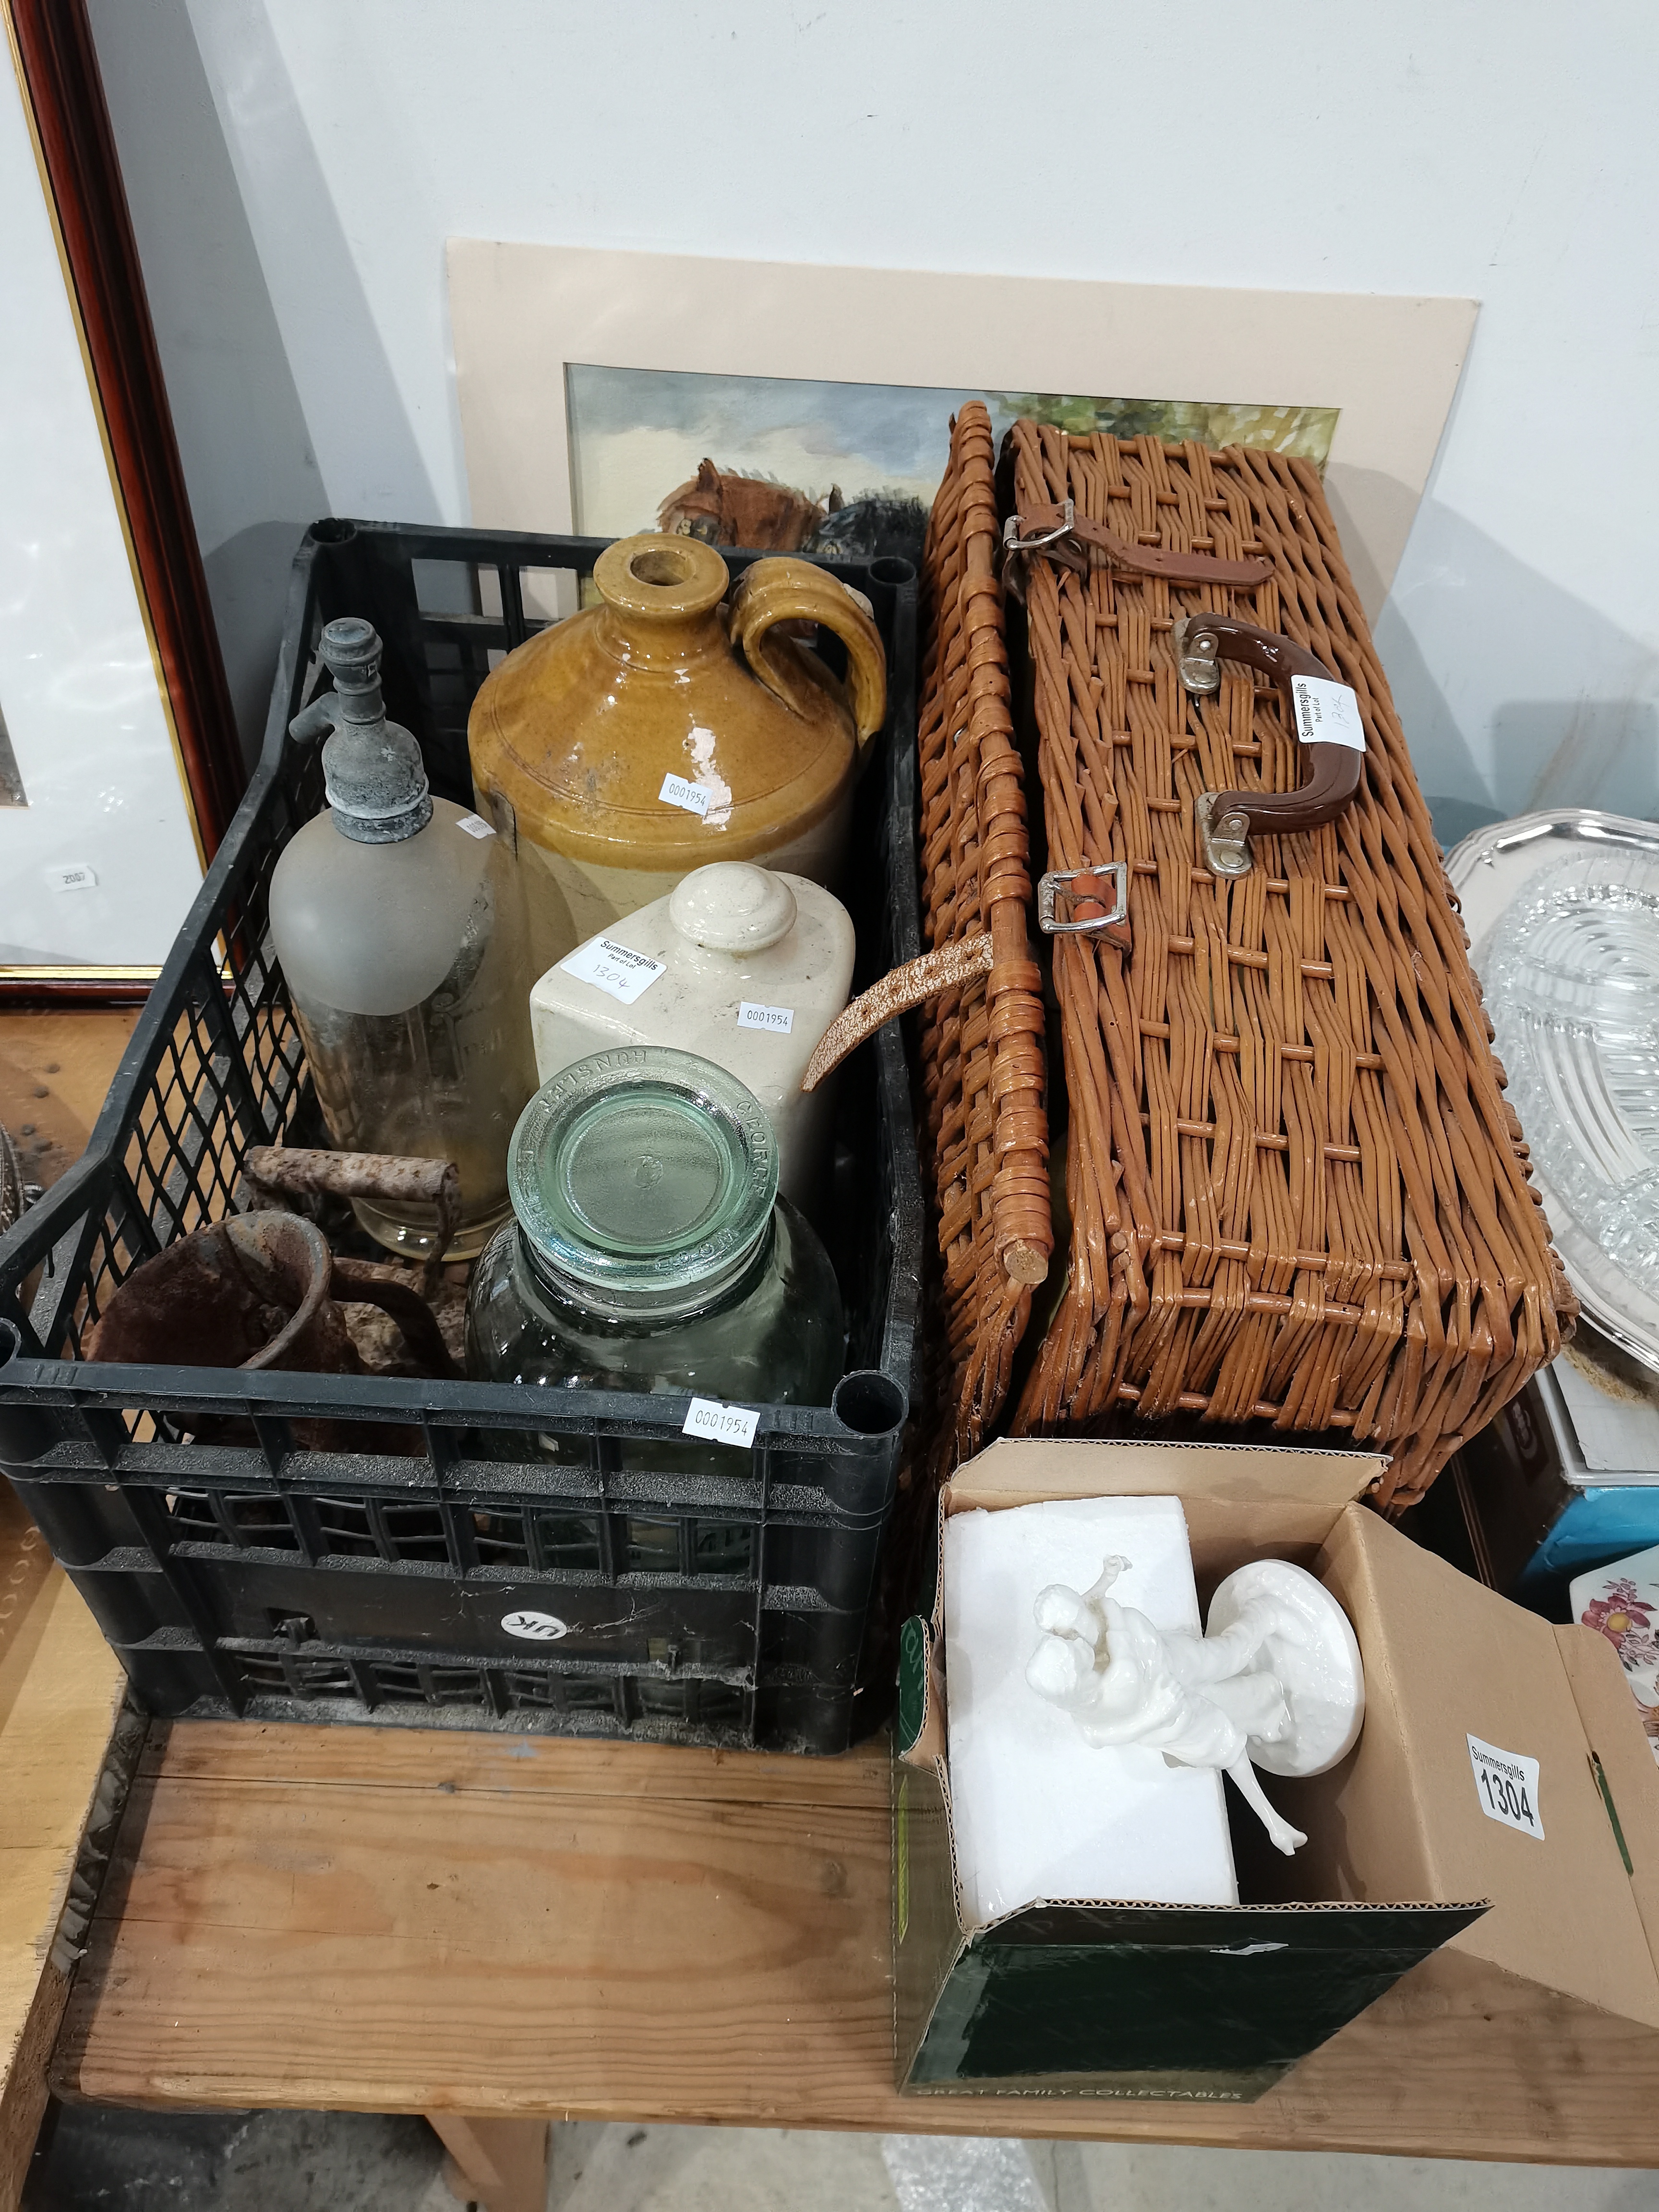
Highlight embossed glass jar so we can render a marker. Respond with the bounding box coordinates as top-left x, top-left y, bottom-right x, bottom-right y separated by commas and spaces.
464, 1046, 844, 1409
